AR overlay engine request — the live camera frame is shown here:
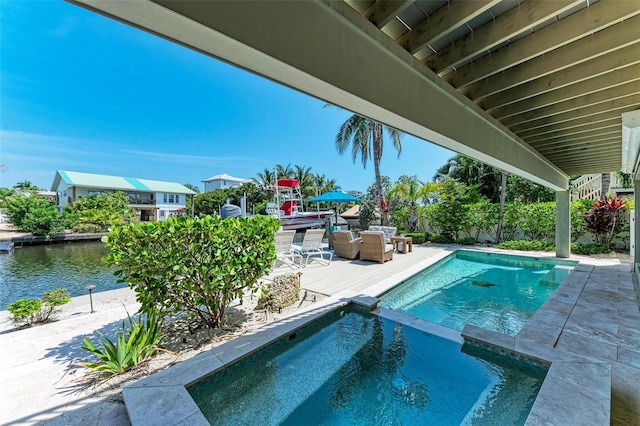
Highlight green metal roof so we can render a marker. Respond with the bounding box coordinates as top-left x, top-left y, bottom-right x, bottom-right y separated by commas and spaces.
52, 170, 197, 195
